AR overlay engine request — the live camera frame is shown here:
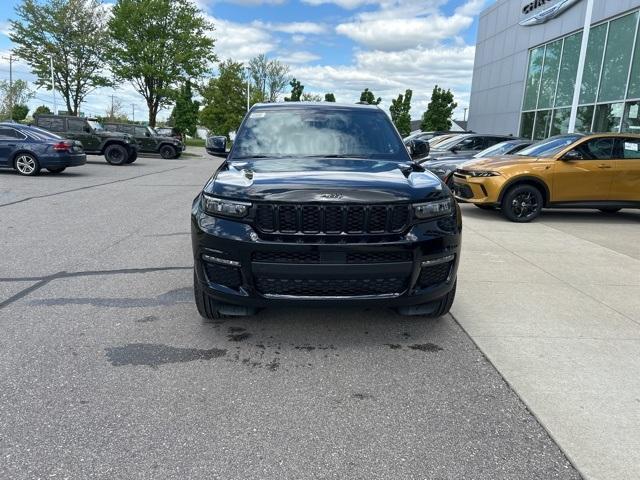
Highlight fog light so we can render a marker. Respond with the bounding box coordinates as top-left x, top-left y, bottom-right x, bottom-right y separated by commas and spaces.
421, 254, 455, 267
202, 254, 241, 267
